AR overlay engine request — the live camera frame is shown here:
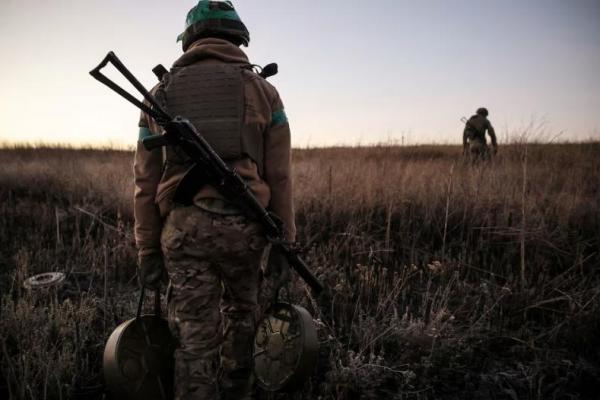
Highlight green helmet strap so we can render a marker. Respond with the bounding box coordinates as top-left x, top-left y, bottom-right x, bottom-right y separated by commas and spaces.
177, 1, 250, 49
